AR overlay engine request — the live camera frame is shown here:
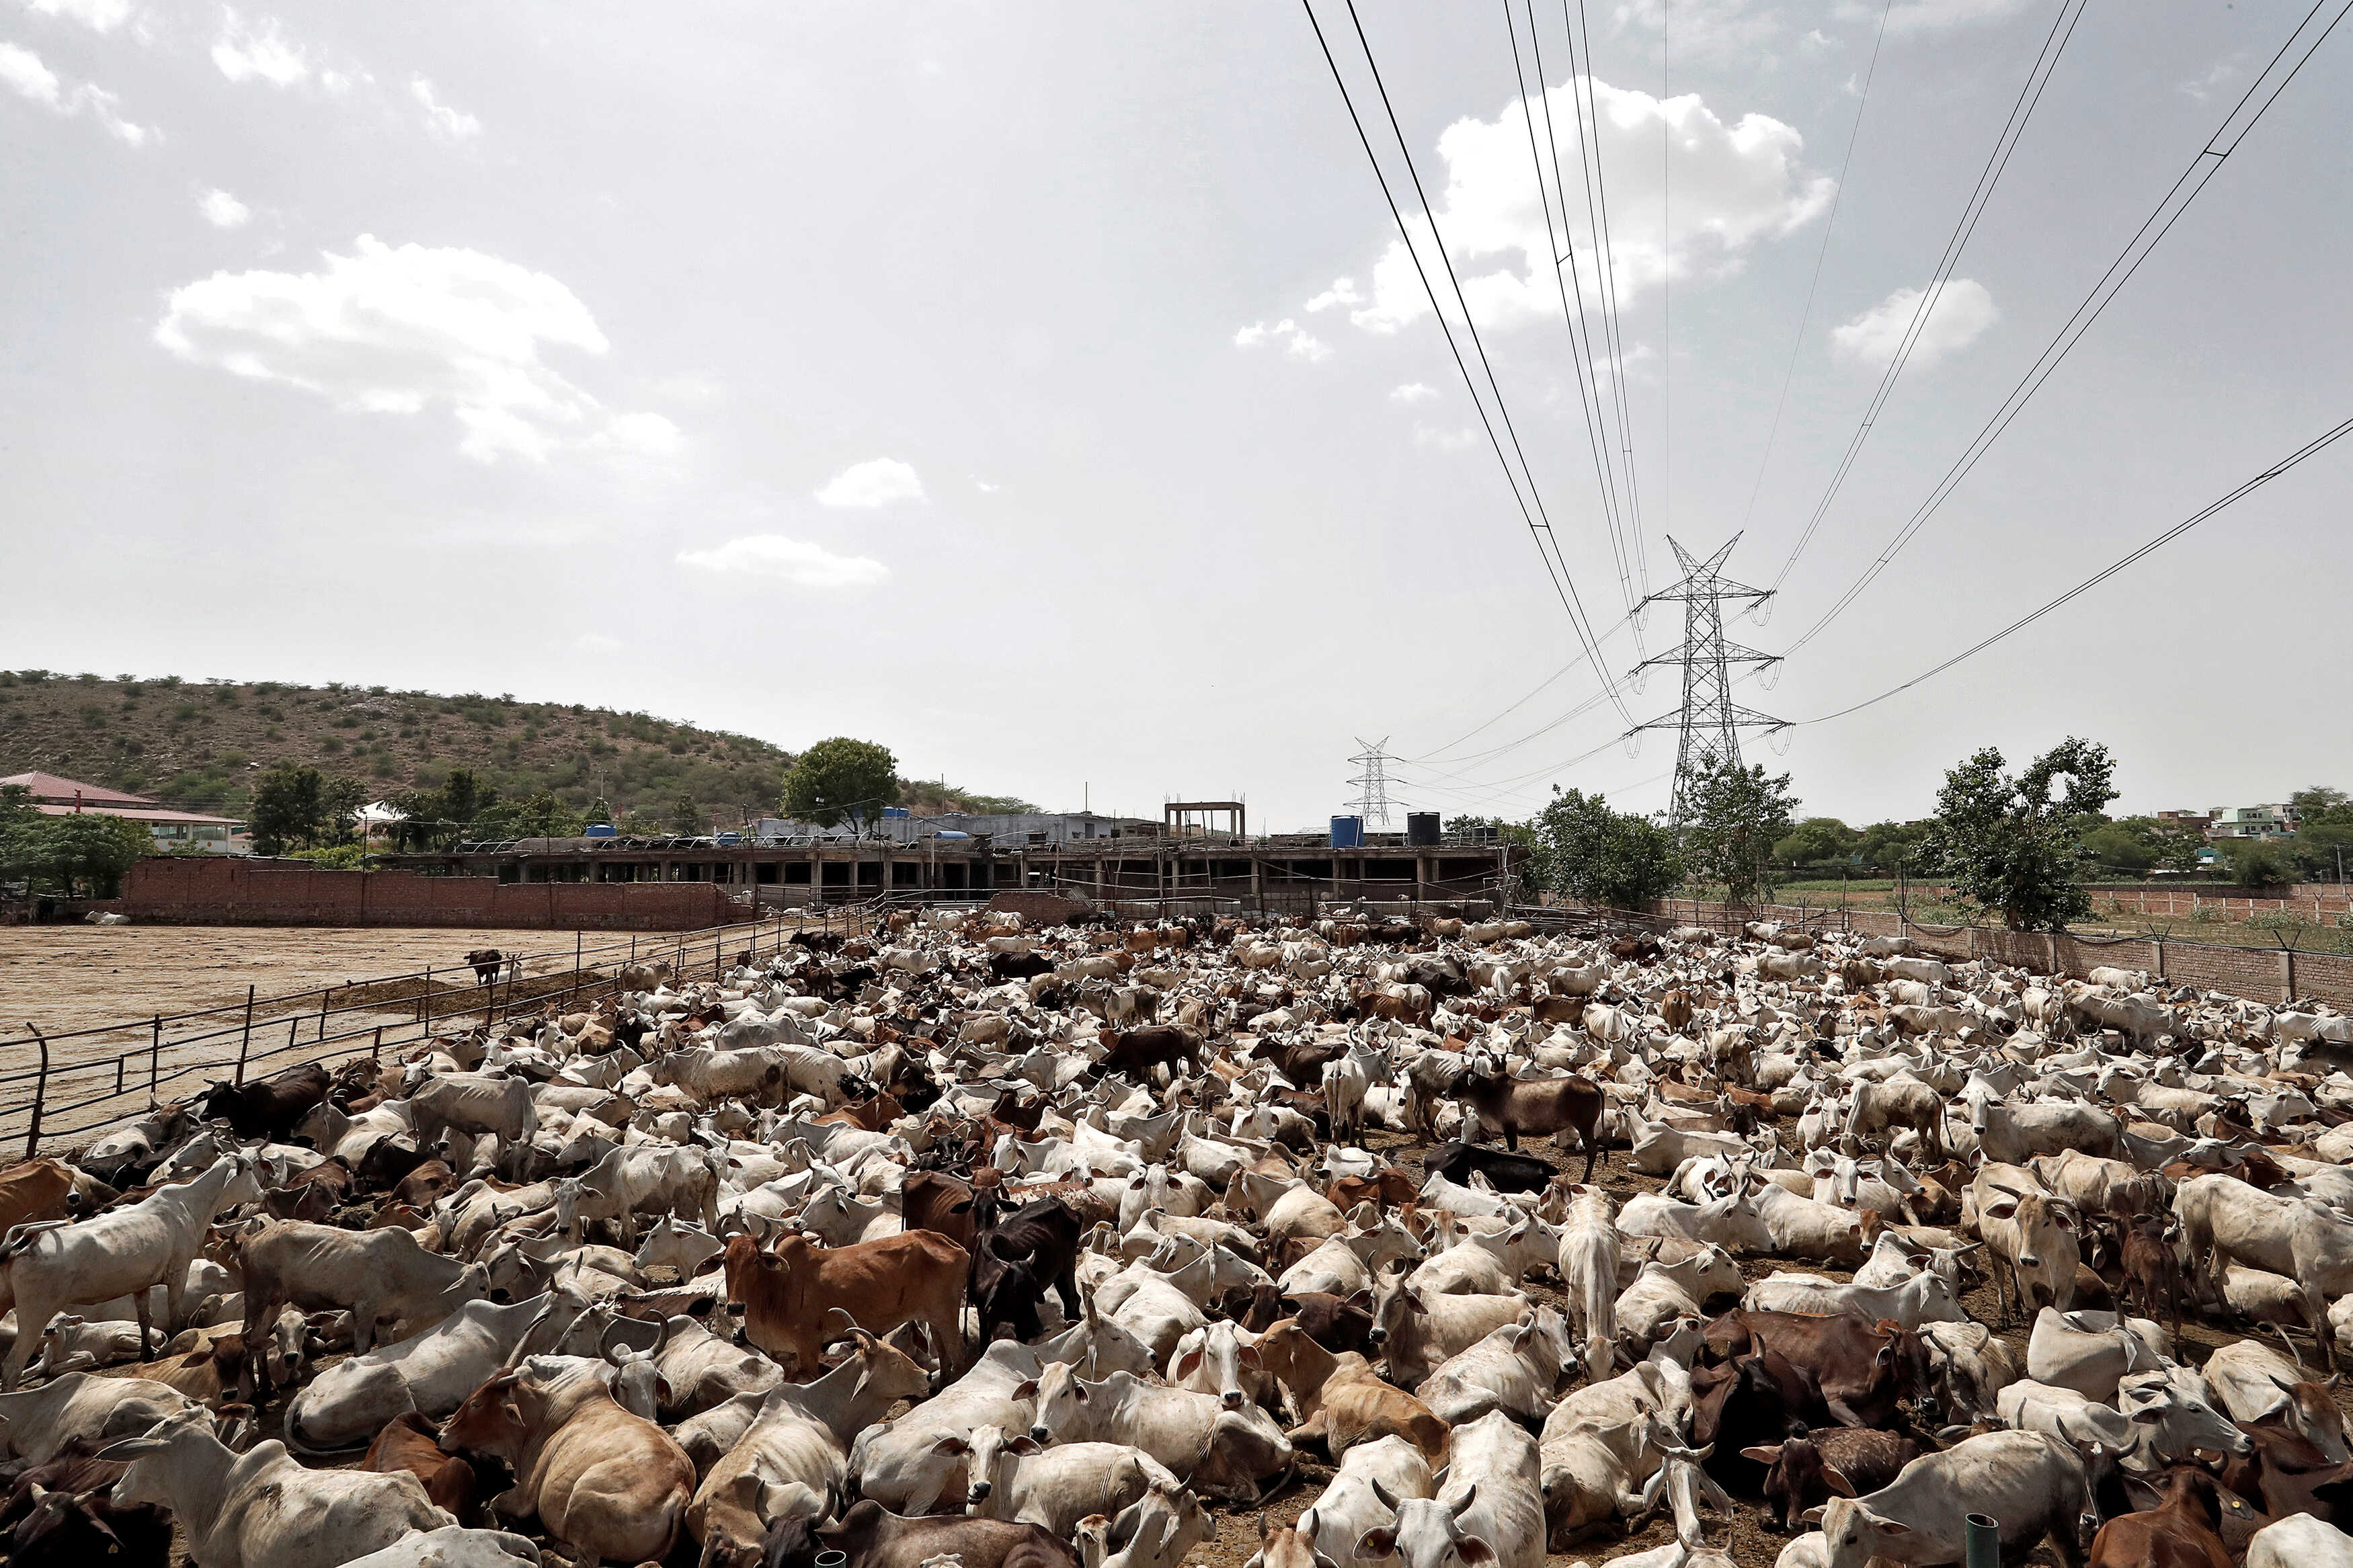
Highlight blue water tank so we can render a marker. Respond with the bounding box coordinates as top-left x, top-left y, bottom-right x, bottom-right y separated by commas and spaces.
585, 823, 618, 839
881, 807, 911, 819
1330, 815, 1364, 849
715, 831, 742, 846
